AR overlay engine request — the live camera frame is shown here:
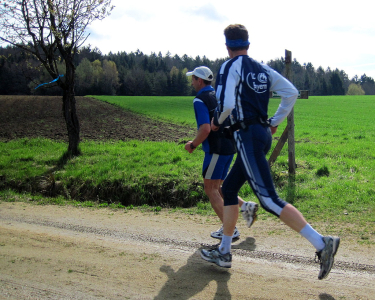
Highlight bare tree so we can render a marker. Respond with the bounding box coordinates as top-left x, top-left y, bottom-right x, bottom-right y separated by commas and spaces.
0, 0, 113, 156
